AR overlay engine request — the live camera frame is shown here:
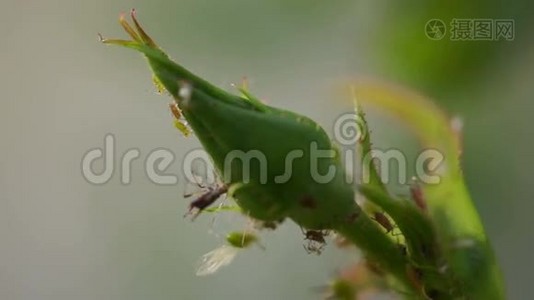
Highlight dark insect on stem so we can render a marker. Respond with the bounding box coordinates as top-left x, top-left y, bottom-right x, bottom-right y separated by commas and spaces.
184, 184, 228, 220
372, 212, 394, 233
305, 230, 328, 244
302, 229, 329, 255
